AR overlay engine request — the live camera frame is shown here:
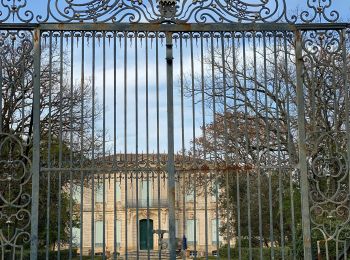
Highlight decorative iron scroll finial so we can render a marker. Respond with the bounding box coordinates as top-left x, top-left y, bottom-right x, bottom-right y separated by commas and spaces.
0, 1, 343, 29
157, 0, 177, 23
